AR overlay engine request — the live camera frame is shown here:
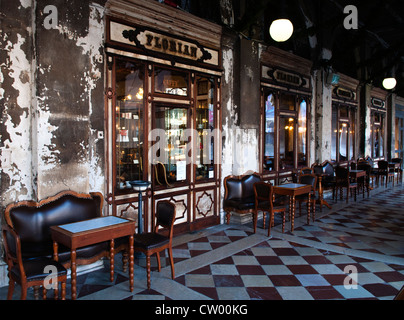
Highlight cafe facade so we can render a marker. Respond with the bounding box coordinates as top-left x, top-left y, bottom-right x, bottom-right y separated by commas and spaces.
0, 0, 400, 286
